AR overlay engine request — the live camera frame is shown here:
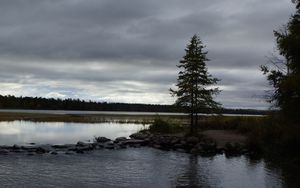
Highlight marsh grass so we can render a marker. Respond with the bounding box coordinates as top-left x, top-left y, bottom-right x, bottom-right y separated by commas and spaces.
148, 117, 186, 133
0, 112, 182, 124
148, 115, 300, 157
198, 115, 267, 132
198, 115, 300, 156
